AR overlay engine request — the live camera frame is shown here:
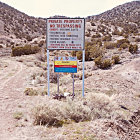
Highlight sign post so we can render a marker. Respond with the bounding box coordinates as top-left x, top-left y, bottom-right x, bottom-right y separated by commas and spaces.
47, 50, 50, 96
57, 73, 59, 94
72, 73, 75, 97
82, 50, 85, 97
47, 18, 85, 97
